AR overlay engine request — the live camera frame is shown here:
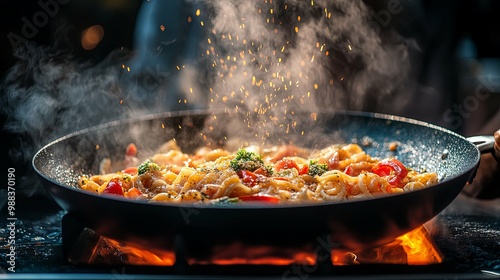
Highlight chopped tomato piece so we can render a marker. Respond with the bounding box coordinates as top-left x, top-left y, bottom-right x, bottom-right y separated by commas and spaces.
298, 164, 309, 175
371, 158, 408, 186
344, 165, 354, 176
126, 187, 142, 198
239, 194, 280, 203
103, 178, 124, 196
125, 143, 138, 157
254, 167, 270, 176
275, 158, 300, 171
123, 166, 138, 175
275, 159, 308, 175
237, 170, 259, 187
